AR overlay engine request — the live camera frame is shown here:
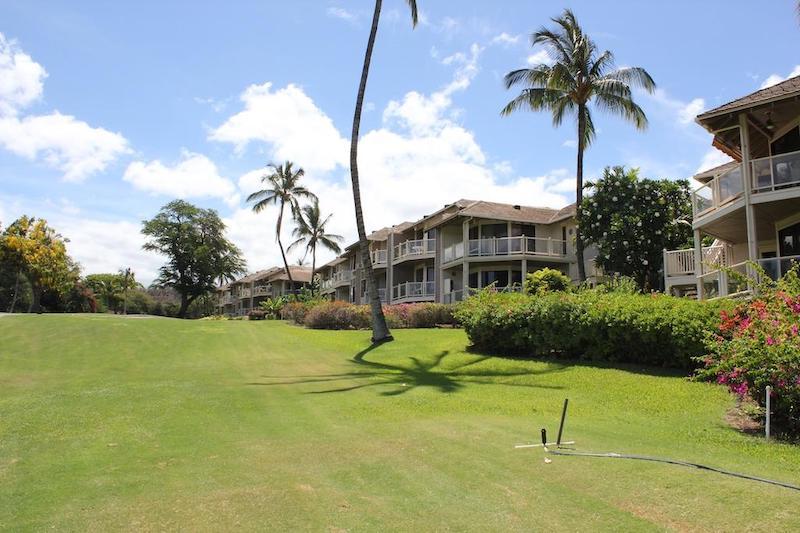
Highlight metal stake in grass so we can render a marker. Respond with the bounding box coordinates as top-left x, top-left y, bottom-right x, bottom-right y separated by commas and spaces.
766, 385, 772, 441
514, 399, 575, 449
556, 398, 569, 447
